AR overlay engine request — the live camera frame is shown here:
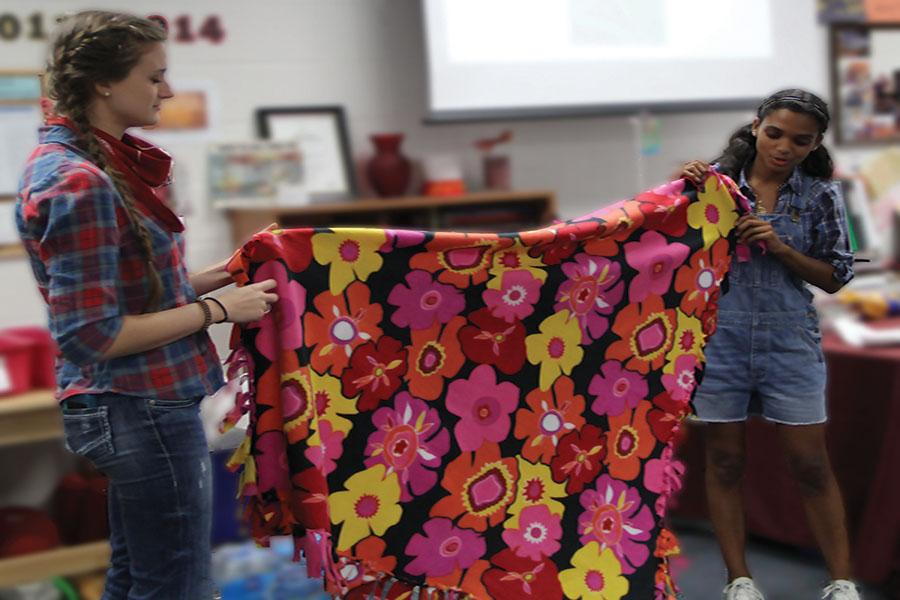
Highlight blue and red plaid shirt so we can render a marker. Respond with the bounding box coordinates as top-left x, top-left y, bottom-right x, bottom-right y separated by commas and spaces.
16, 123, 224, 401
736, 165, 854, 285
